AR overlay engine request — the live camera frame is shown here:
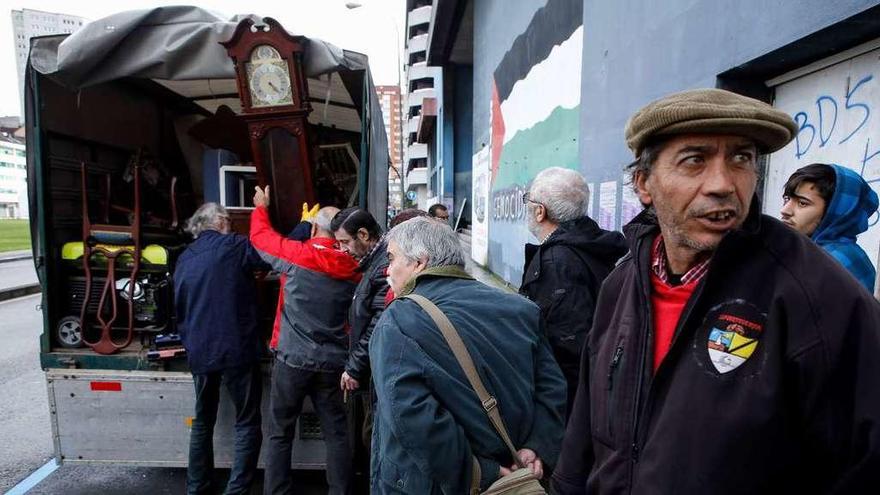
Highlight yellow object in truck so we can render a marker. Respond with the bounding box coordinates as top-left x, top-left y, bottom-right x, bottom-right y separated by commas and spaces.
61, 242, 169, 265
